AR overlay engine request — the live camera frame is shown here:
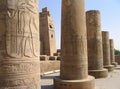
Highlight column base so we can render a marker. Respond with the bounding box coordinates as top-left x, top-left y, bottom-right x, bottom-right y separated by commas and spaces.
104, 65, 114, 72
54, 76, 95, 89
112, 62, 118, 67
88, 68, 108, 78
